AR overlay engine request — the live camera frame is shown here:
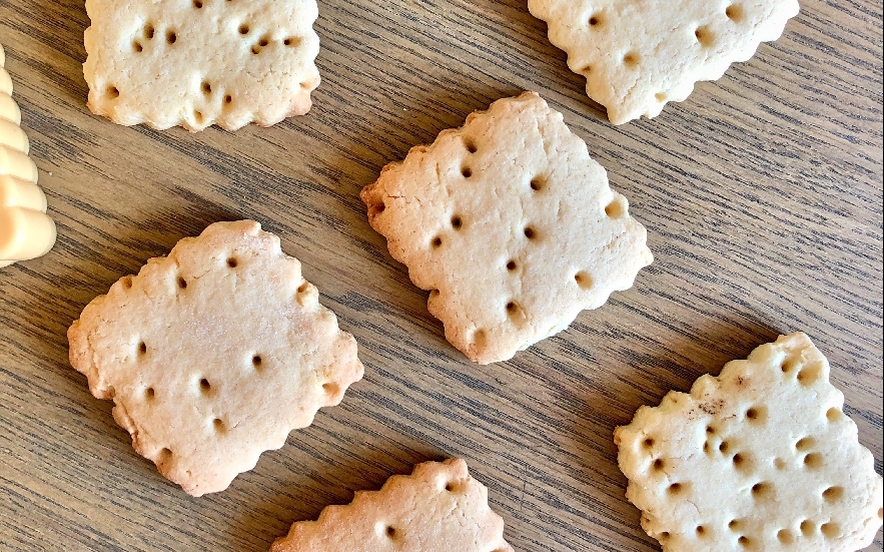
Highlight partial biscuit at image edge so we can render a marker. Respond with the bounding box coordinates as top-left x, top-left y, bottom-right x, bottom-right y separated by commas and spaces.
271, 458, 514, 552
